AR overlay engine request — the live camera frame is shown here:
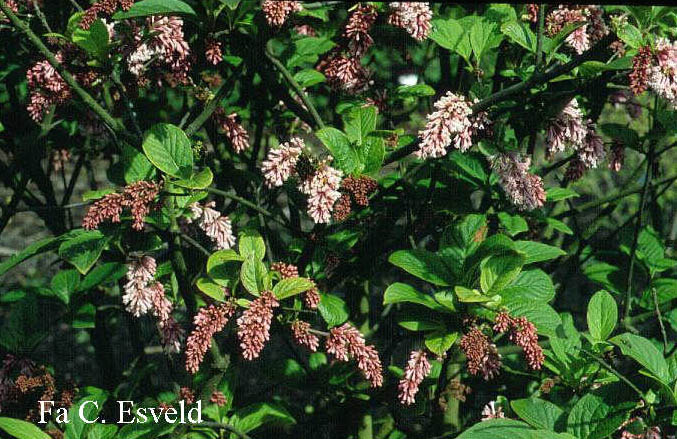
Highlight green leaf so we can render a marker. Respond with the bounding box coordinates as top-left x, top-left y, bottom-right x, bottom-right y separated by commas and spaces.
112, 0, 196, 19
78, 262, 128, 291
318, 293, 349, 327
500, 269, 555, 302
82, 188, 116, 201
142, 123, 193, 178
583, 262, 623, 294
566, 393, 627, 439
0, 236, 65, 277
59, 230, 109, 275
546, 218, 573, 235
230, 402, 295, 434
480, 253, 524, 293
0, 417, 51, 439
448, 151, 487, 185
288, 37, 335, 68
586, 290, 617, 341
50, 270, 81, 305
599, 123, 640, 150
343, 105, 377, 146
292, 69, 326, 87
546, 187, 579, 202
389, 249, 455, 286
118, 142, 156, 184
72, 303, 96, 329
65, 388, 108, 439
173, 168, 213, 189
514, 241, 565, 264
470, 19, 498, 60
431, 18, 469, 60
497, 212, 528, 237
397, 312, 444, 331
87, 424, 118, 439
457, 419, 575, 439
361, 135, 385, 174
425, 331, 458, 356
273, 277, 315, 300
207, 249, 244, 286
455, 286, 493, 303
511, 398, 564, 431
504, 299, 562, 337
196, 277, 227, 302
610, 333, 671, 384
617, 23, 643, 49
72, 19, 109, 58
501, 20, 536, 52
395, 84, 435, 97
240, 256, 267, 296
238, 229, 266, 261
383, 282, 446, 312
315, 127, 358, 174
